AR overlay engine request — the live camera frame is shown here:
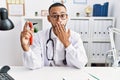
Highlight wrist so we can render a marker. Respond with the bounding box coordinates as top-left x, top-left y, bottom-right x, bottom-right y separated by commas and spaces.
64, 41, 71, 48
21, 44, 29, 51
